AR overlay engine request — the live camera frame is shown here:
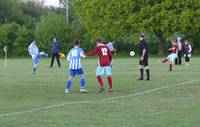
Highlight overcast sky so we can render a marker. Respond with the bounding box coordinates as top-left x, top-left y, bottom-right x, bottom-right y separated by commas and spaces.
43, 0, 59, 7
